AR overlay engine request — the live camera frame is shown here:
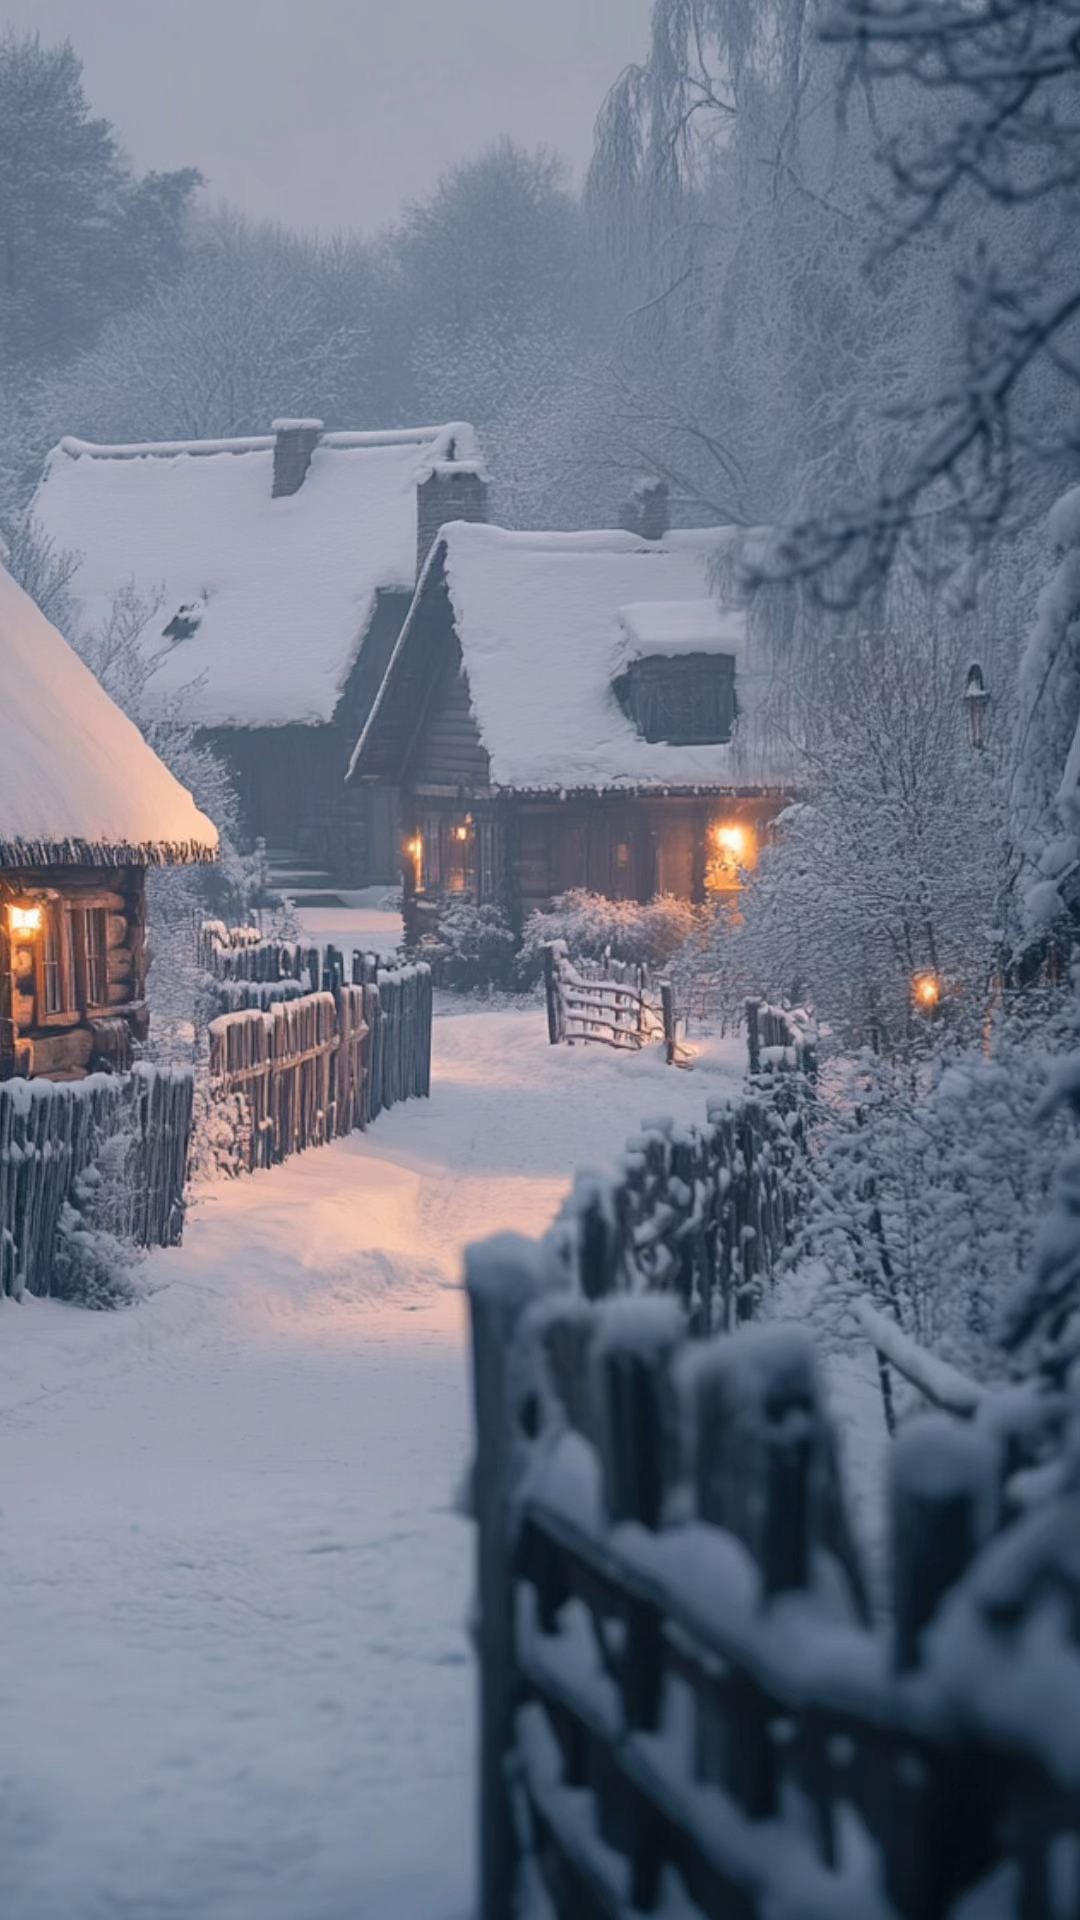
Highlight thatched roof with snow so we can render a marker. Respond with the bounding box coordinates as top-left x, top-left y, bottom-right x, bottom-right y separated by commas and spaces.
32, 425, 485, 729
0, 563, 218, 868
